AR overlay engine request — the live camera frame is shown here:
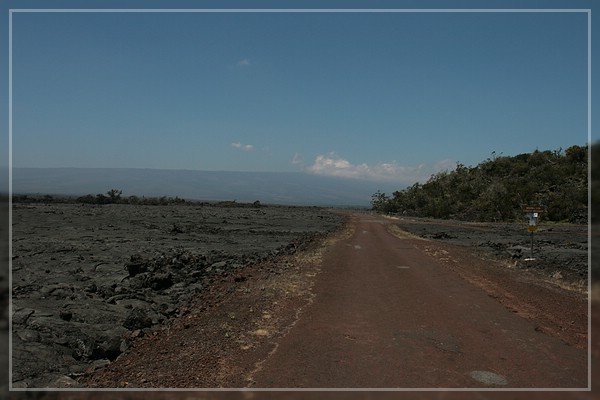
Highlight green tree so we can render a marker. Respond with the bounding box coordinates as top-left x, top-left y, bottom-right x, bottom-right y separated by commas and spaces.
106, 189, 123, 203
371, 190, 396, 214
372, 145, 588, 223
